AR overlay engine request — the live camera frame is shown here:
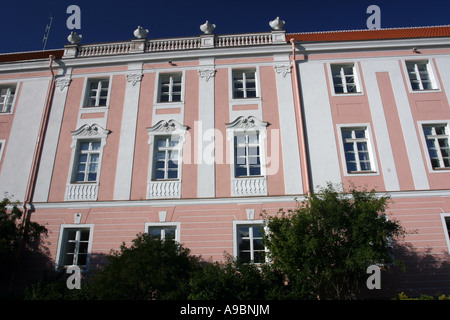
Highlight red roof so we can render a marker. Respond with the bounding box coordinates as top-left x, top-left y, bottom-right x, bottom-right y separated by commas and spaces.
287, 25, 450, 42
0, 49, 64, 63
